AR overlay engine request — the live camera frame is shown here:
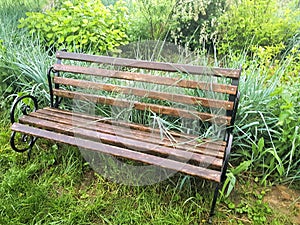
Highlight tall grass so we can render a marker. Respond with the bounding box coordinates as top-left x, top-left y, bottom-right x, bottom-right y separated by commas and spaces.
224, 52, 300, 185
2, 38, 53, 104
0, 0, 53, 109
